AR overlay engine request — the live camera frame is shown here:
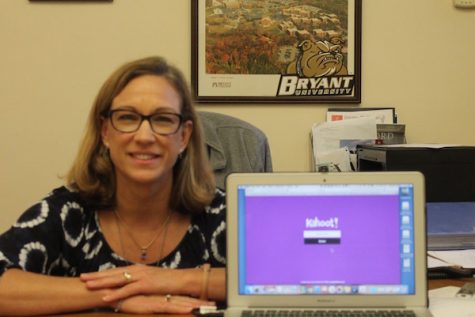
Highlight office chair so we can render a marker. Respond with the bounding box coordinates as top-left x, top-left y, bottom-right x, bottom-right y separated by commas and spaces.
198, 111, 273, 190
